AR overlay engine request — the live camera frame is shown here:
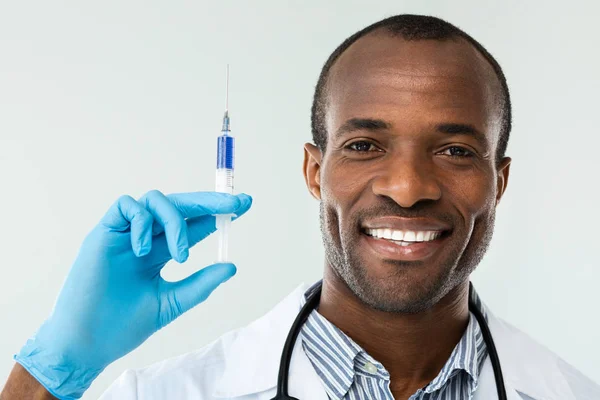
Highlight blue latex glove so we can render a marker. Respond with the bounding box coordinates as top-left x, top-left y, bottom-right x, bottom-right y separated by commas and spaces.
15, 190, 252, 400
